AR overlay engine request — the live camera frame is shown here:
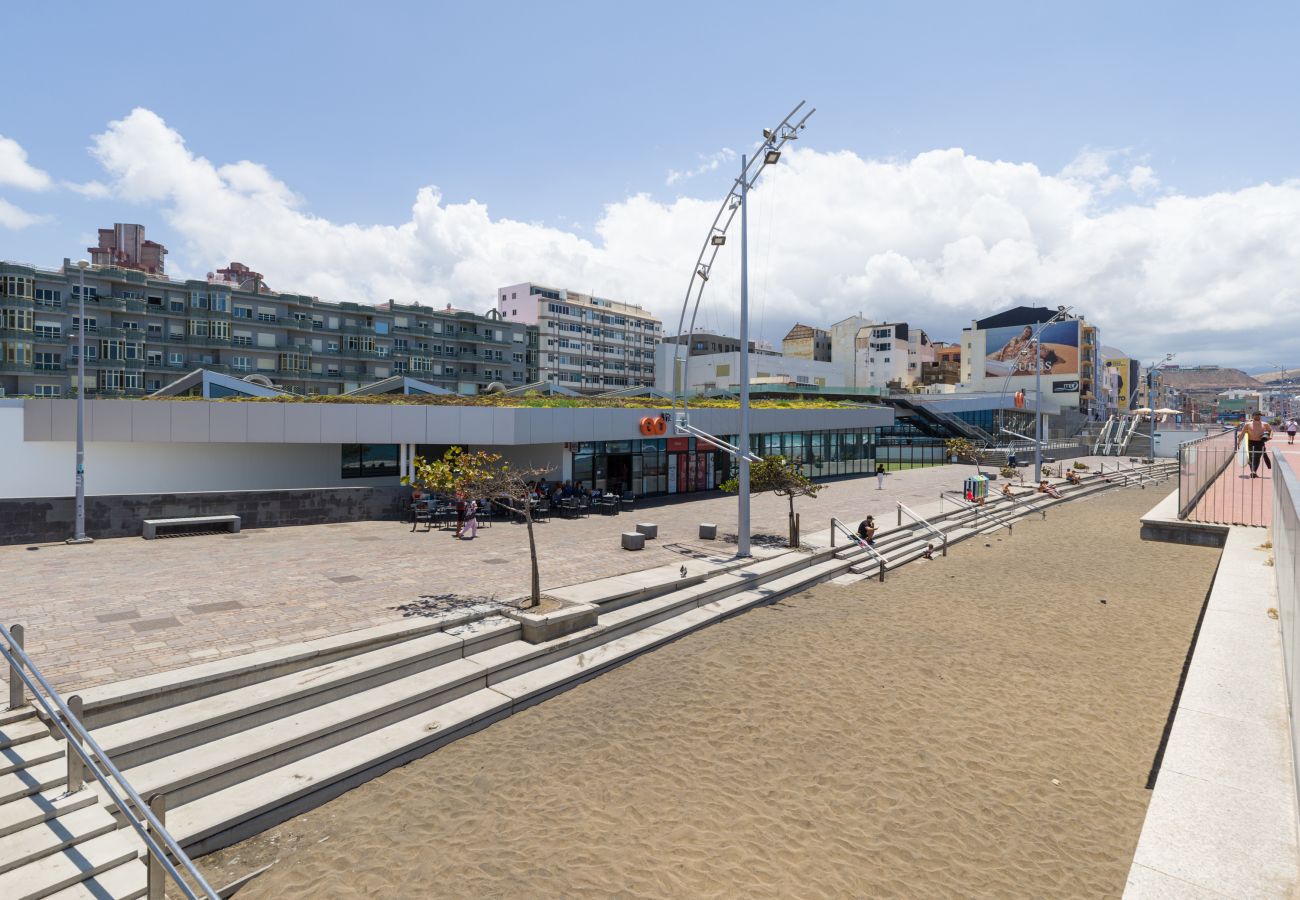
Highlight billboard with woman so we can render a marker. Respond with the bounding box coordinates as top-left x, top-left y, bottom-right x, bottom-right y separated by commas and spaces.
984, 320, 1080, 378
